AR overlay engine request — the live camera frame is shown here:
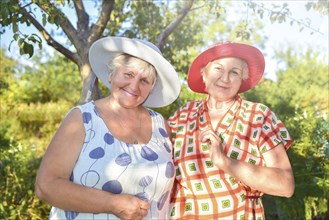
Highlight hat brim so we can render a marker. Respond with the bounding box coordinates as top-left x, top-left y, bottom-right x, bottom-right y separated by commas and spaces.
89, 37, 181, 108
187, 42, 265, 94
